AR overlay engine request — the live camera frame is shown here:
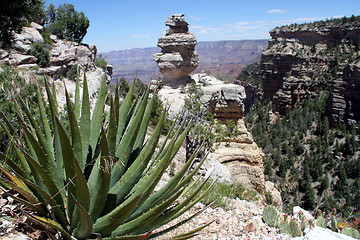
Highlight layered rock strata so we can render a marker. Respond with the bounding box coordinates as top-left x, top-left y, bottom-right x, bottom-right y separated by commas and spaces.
158, 73, 265, 192
153, 14, 199, 87
261, 19, 360, 124
327, 62, 360, 125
